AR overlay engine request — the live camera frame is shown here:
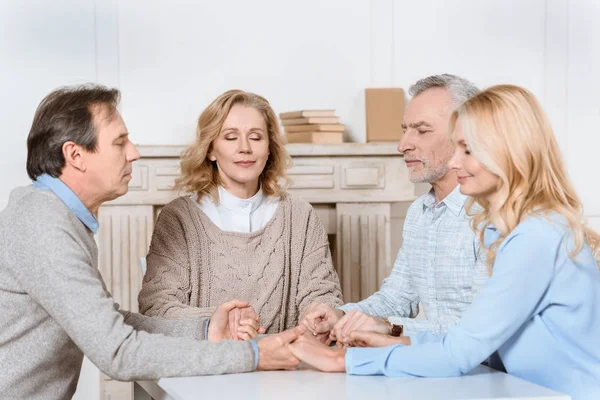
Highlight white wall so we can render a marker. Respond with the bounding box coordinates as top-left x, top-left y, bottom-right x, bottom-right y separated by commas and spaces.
1, 1, 599, 399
